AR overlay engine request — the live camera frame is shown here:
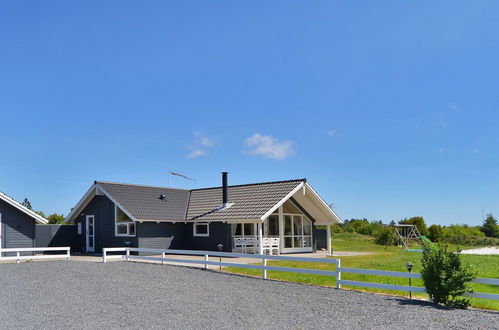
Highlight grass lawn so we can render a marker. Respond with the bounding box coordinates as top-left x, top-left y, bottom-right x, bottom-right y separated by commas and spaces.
225, 233, 499, 311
